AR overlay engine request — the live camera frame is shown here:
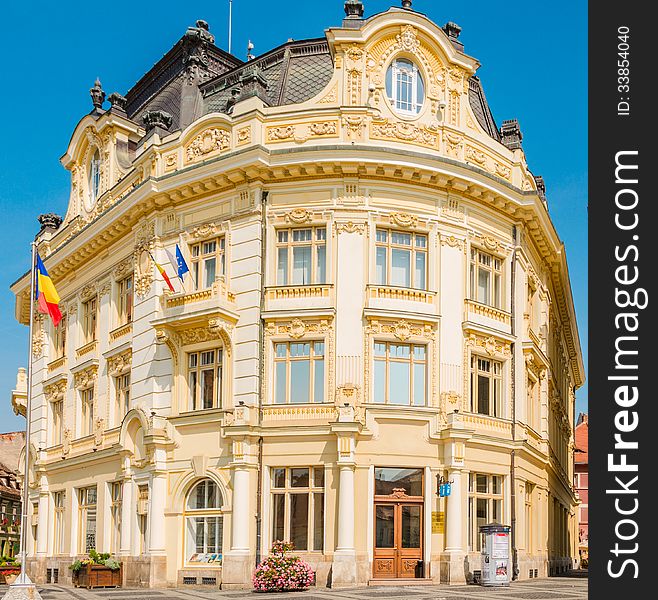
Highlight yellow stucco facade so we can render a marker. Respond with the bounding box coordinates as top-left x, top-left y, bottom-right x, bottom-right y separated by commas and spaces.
10, 5, 583, 589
